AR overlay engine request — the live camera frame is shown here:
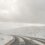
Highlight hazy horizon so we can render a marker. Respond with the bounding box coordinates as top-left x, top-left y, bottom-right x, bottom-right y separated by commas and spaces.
0, 0, 45, 39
